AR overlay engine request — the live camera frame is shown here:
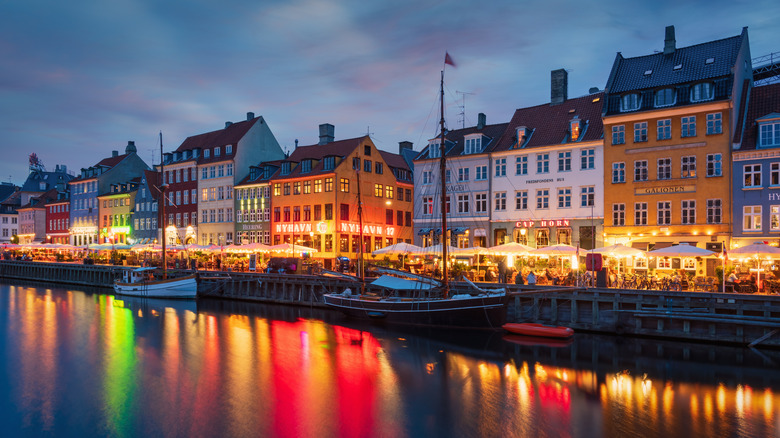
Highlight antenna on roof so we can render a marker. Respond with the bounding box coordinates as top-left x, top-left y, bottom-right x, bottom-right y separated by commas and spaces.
366, 126, 374, 137
456, 91, 474, 129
